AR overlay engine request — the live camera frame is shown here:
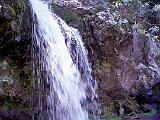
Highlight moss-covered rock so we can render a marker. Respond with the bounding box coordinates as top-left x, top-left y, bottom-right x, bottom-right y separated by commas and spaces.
51, 1, 160, 119
0, 0, 159, 119
0, 0, 32, 119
